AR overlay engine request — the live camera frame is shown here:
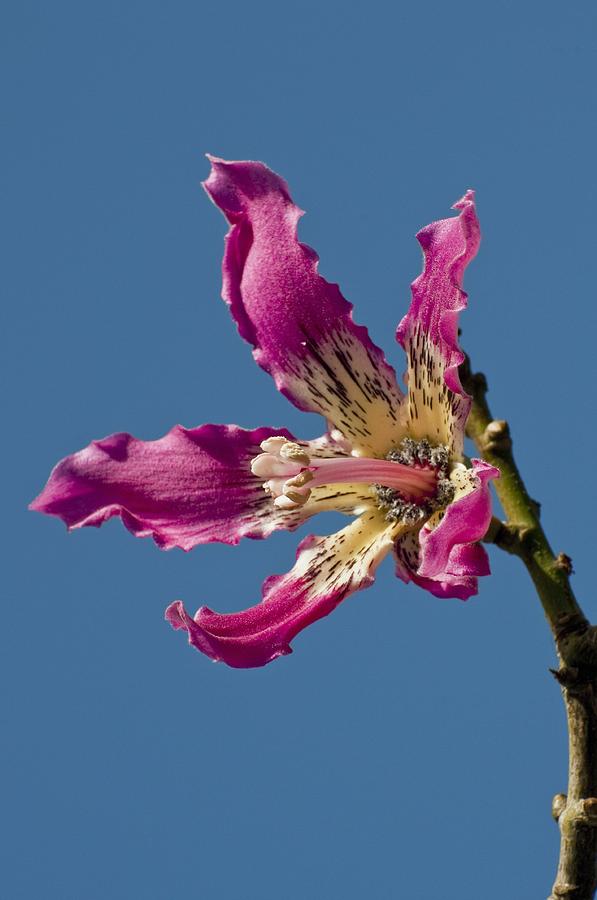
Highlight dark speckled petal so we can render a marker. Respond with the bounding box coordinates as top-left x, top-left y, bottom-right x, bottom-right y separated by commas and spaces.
397, 191, 480, 457
166, 510, 398, 667
204, 157, 406, 457
30, 424, 370, 551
